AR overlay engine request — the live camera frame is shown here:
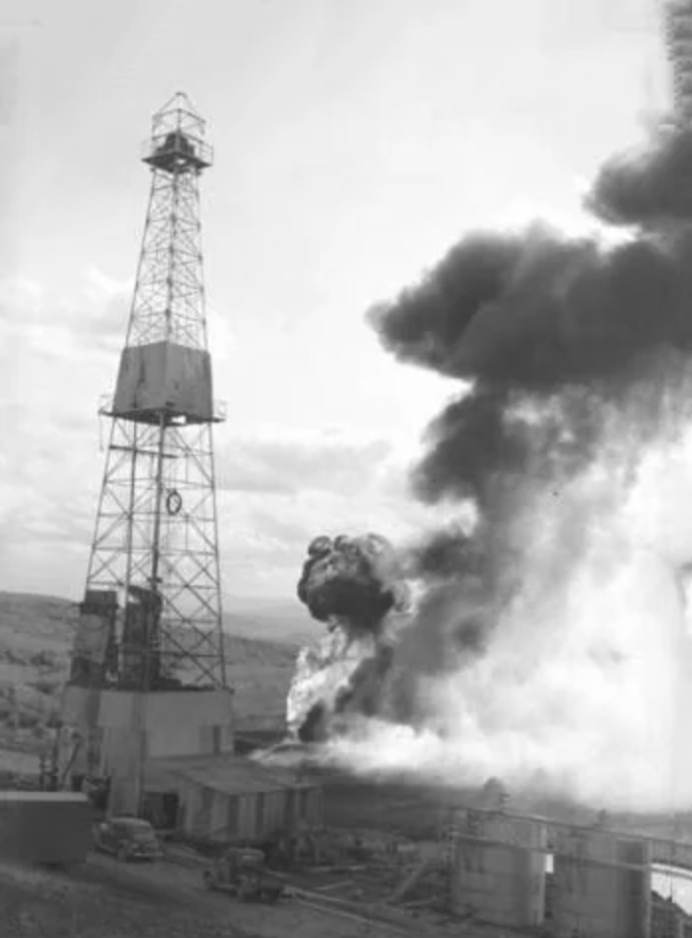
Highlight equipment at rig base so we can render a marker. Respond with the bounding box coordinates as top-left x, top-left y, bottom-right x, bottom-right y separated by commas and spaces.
64, 93, 229, 797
